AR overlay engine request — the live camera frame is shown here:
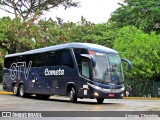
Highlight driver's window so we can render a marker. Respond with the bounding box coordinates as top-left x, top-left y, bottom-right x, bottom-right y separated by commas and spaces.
82, 60, 90, 79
